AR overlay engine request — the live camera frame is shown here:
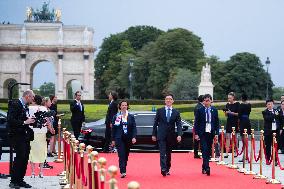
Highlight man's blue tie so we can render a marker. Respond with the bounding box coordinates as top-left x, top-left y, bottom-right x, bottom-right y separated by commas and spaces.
166, 108, 171, 122
206, 108, 209, 123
